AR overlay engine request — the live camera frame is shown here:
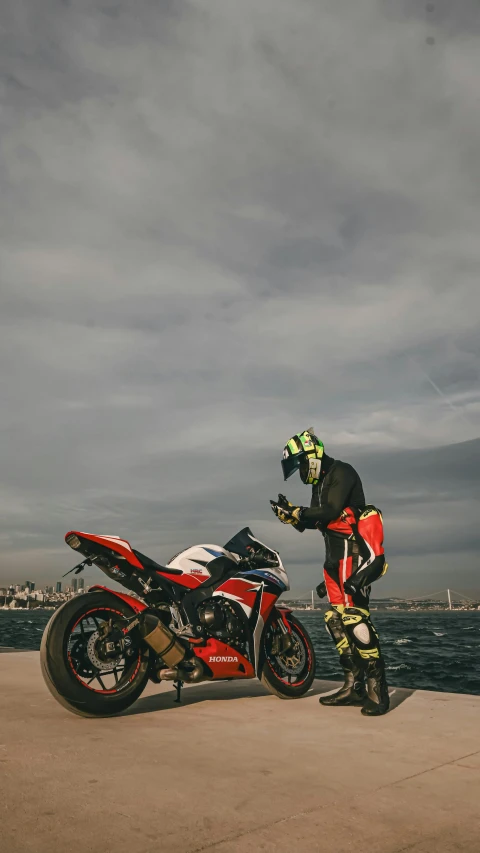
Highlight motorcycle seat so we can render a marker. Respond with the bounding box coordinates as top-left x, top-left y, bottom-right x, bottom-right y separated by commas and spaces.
133, 550, 183, 575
